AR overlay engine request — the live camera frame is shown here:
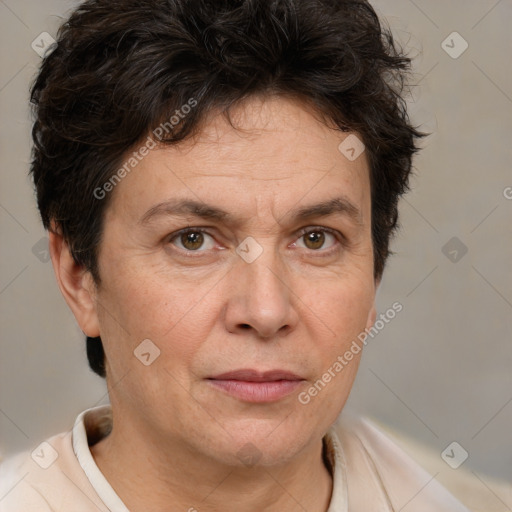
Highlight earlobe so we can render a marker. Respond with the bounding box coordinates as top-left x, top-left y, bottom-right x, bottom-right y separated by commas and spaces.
48, 229, 101, 338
